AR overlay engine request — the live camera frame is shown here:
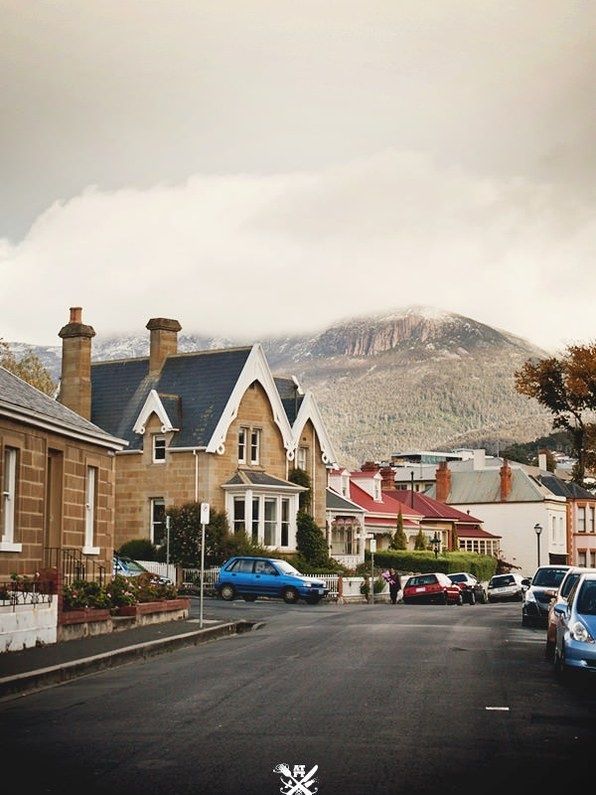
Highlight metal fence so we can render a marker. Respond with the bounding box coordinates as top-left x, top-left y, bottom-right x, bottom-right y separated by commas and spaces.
44, 547, 107, 585
0, 580, 54, 608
